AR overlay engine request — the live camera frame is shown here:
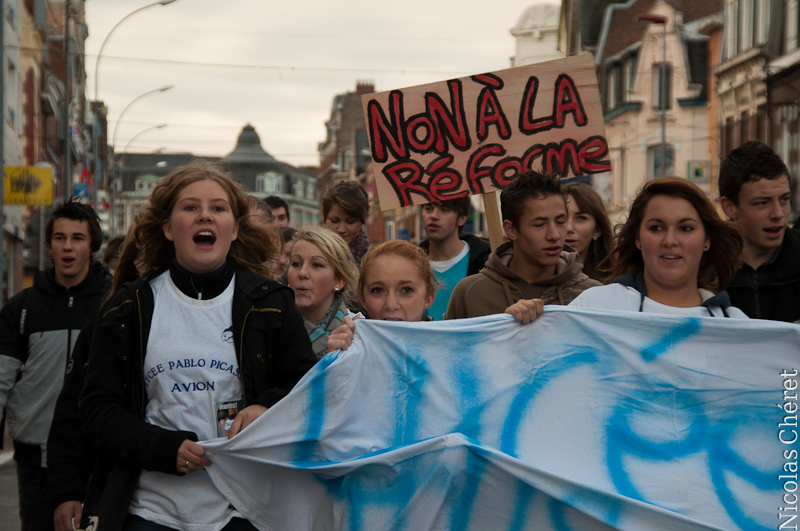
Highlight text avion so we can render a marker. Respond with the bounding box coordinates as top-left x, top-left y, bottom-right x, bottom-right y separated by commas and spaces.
366, 73, 611, 207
